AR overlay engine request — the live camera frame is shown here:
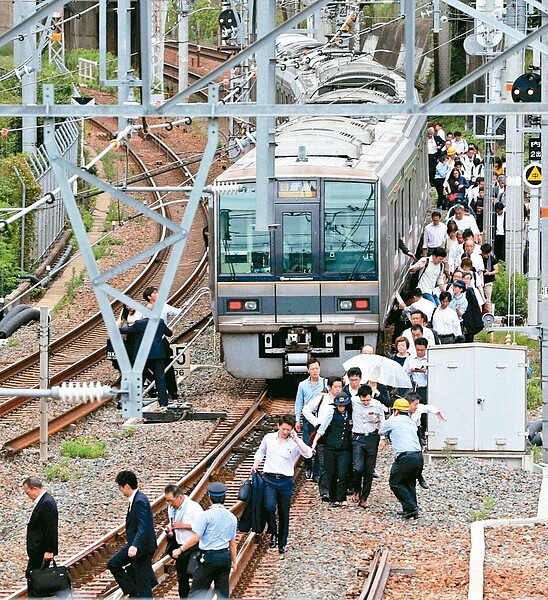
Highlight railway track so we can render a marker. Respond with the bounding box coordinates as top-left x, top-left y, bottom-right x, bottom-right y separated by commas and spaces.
0, 118, 209, 451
